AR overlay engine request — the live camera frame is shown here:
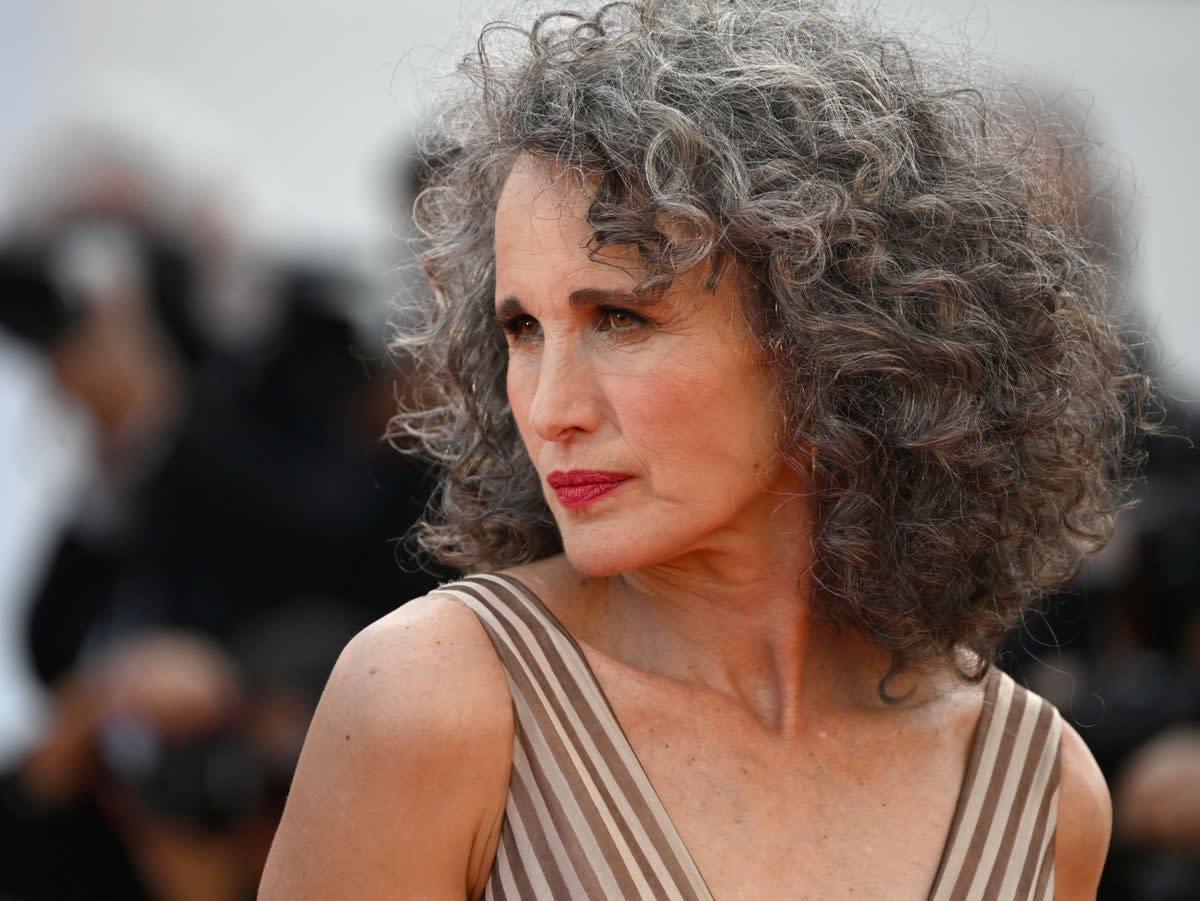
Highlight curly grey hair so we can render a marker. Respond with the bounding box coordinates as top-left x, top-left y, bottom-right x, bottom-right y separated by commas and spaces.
391, 0, 1149, 679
